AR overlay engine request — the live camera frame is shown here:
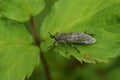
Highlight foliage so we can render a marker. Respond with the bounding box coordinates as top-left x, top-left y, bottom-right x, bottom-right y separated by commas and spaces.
41, 0, 120, 63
